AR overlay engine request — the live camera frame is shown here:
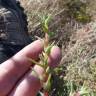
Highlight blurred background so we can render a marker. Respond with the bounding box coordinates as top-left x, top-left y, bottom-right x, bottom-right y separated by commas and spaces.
20, 0, 96, 95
